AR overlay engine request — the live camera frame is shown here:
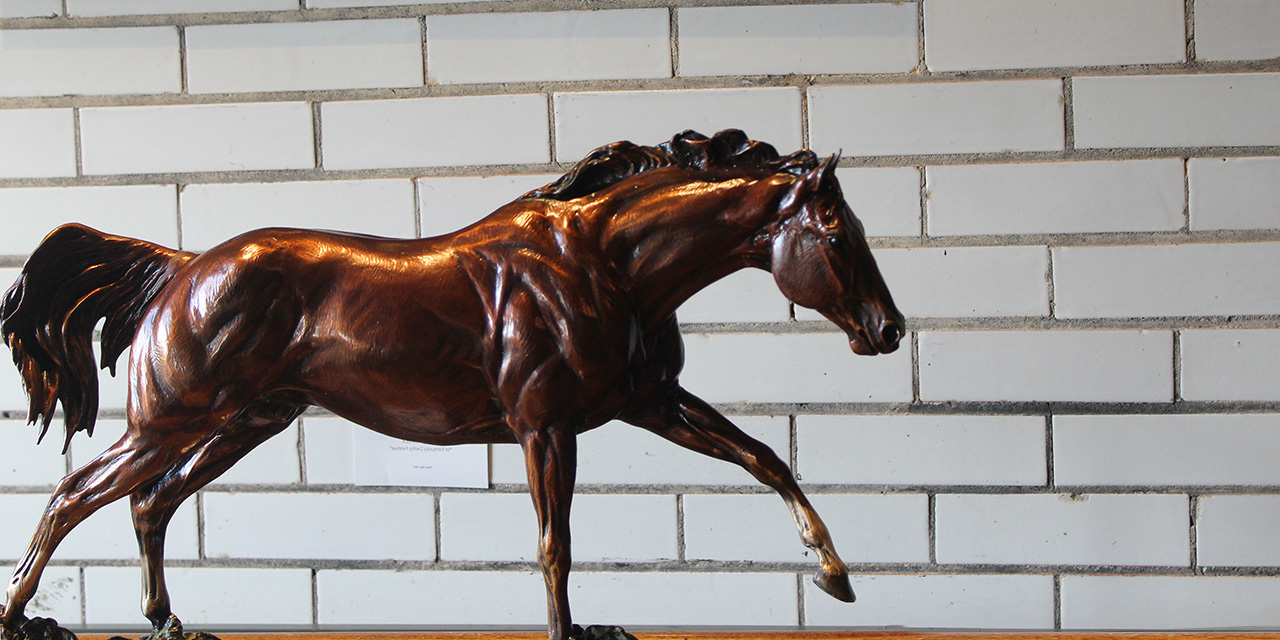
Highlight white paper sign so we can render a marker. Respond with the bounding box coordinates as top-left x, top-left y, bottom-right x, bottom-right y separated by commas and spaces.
352, 429, 489, 488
